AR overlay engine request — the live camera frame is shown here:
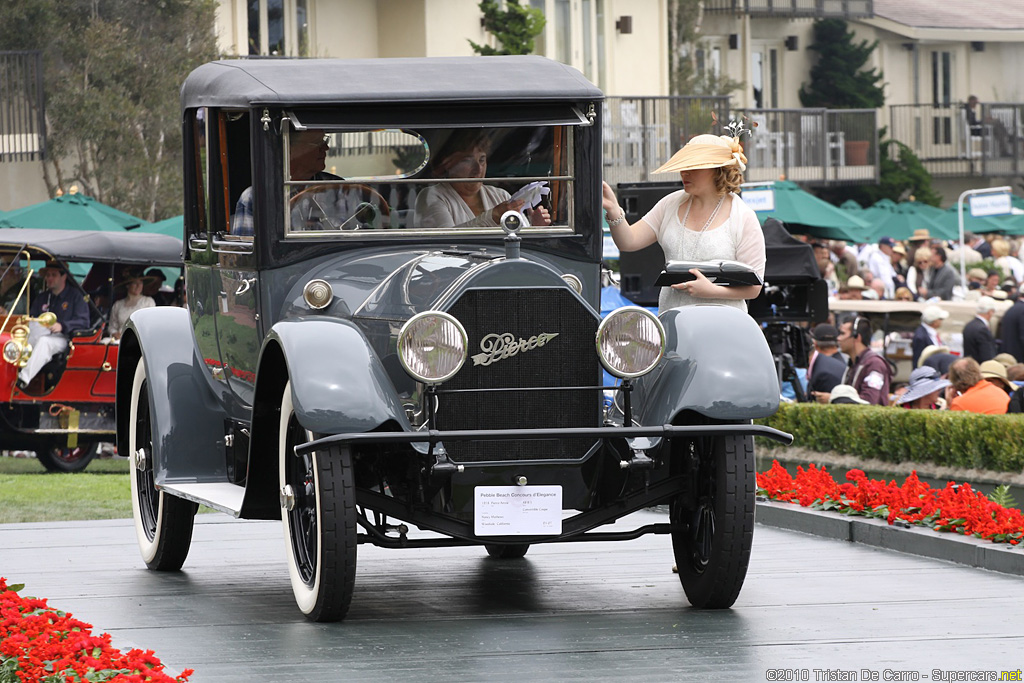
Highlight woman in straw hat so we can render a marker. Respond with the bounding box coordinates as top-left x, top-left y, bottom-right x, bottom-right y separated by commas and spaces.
108, 268, 156, 340
601, 132, 765, 314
